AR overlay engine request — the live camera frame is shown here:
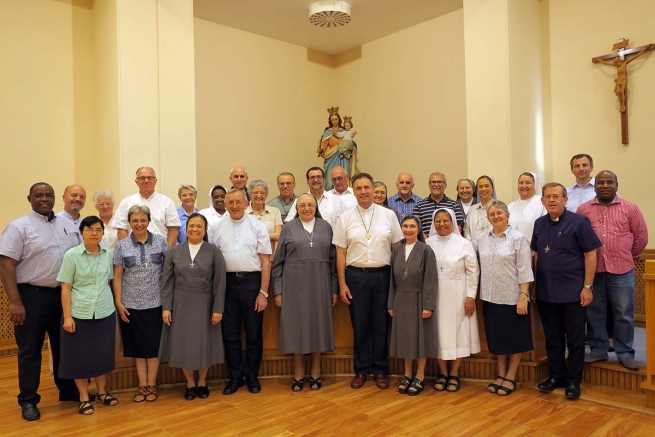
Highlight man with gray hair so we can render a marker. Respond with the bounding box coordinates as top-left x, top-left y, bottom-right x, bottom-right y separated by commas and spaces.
93, 189, 118, 251
111, 167, 180, 247
229, 166, 250, 202
387, 173, 422, 223
413, 172, 465, 236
